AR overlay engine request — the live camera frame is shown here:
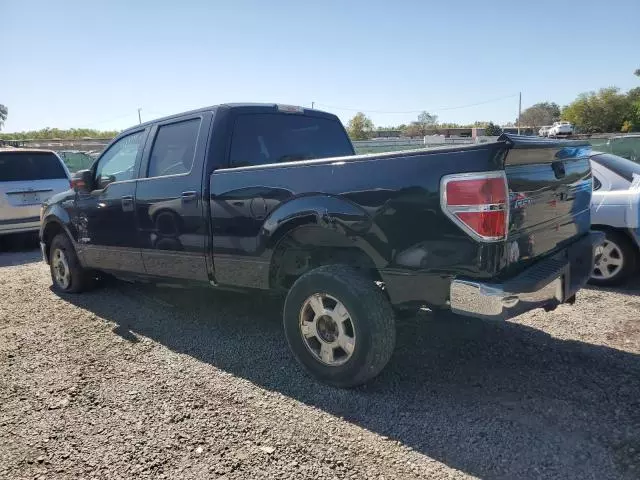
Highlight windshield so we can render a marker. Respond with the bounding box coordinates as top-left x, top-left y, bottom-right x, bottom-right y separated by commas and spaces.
591, 153, 640, 182
229, 114, 353, 167
0, 151, 67, 182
